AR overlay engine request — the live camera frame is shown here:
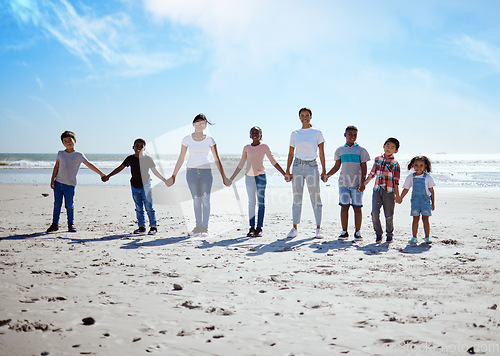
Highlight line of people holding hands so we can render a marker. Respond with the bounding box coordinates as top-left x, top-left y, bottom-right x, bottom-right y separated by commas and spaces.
46, 108, 435, 245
